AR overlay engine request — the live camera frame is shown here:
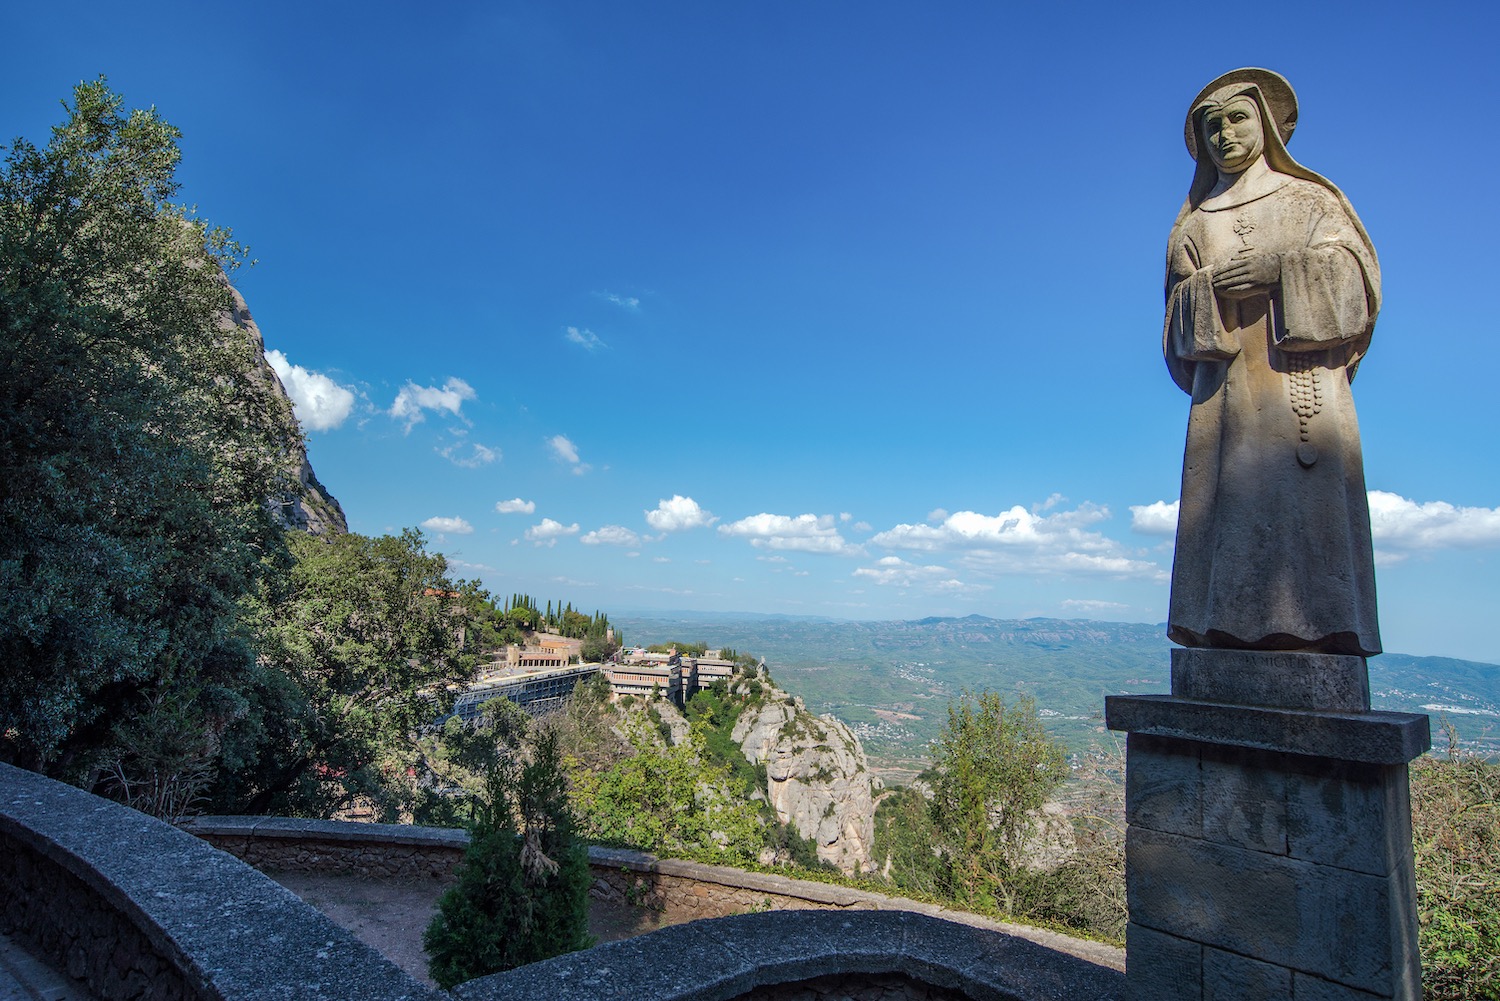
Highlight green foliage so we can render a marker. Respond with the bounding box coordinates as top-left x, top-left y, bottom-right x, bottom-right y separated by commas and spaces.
1412, 727, 1500, 1000
568, 717, 764, 860
0, 78, 297, 778
214, 528, 476, 817
424, 730, 593, 988
580, 632, 619, 664
412, 698, 531, 827
874, 786, 946, 897
928, 690, 1067, 908
643, 640, 712, 657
